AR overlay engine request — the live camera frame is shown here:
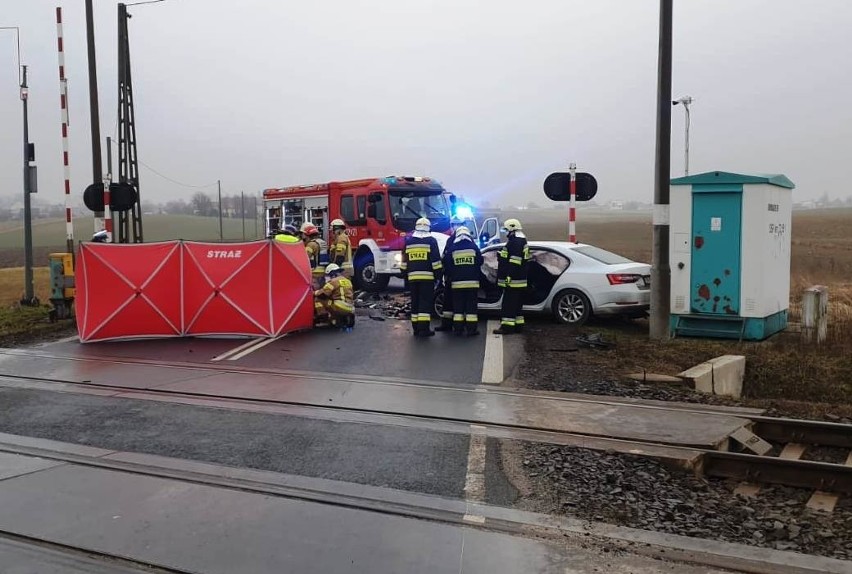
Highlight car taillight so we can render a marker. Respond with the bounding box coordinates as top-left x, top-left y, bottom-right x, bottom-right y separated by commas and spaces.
607, 273, 641, 285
